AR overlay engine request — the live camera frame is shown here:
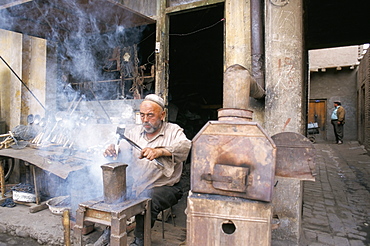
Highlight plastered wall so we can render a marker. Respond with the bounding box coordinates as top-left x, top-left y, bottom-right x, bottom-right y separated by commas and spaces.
310, 68, 357, 141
